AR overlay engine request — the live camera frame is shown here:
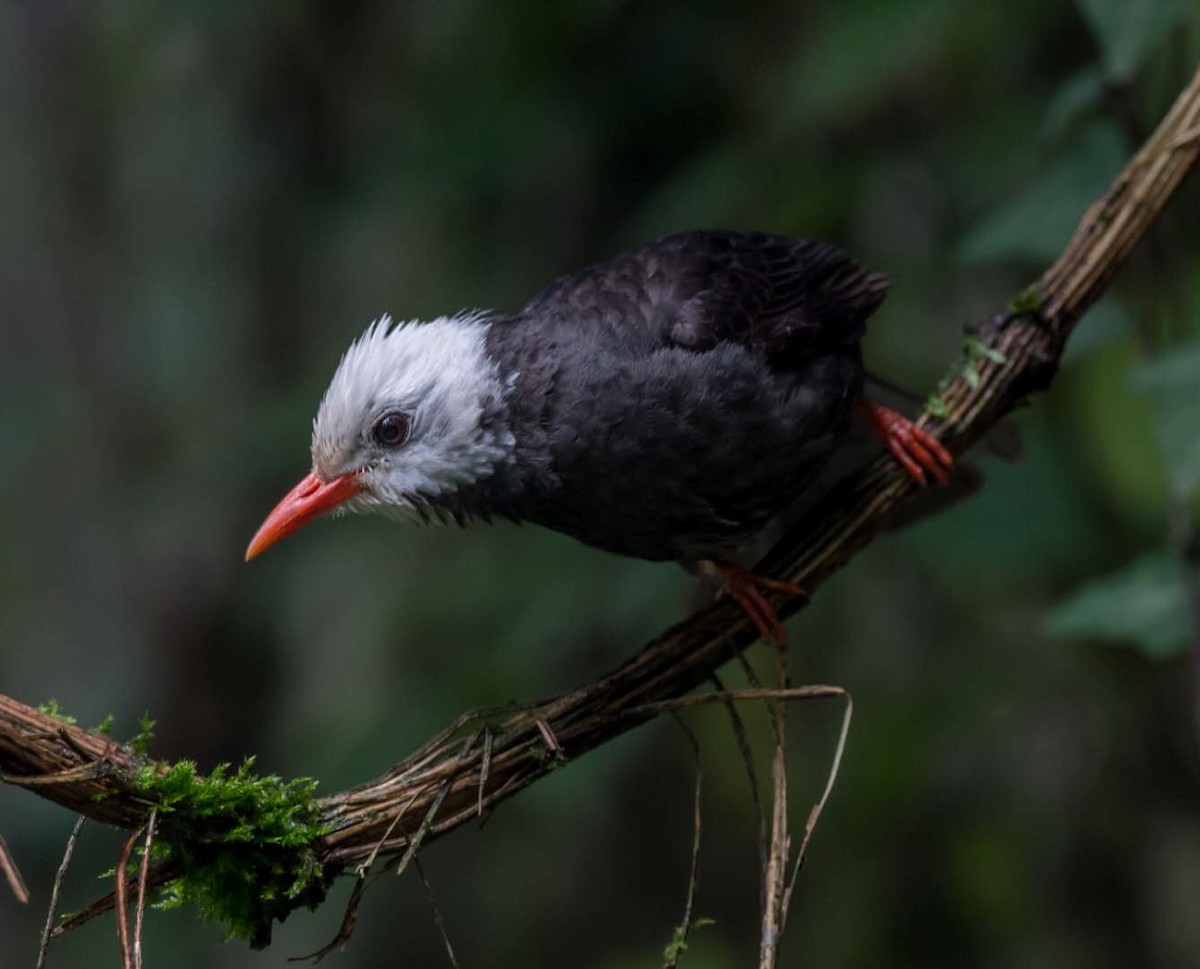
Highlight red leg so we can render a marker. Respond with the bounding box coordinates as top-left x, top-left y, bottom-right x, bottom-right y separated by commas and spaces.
862, 401, 953, 486
701, 562, 806, 648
